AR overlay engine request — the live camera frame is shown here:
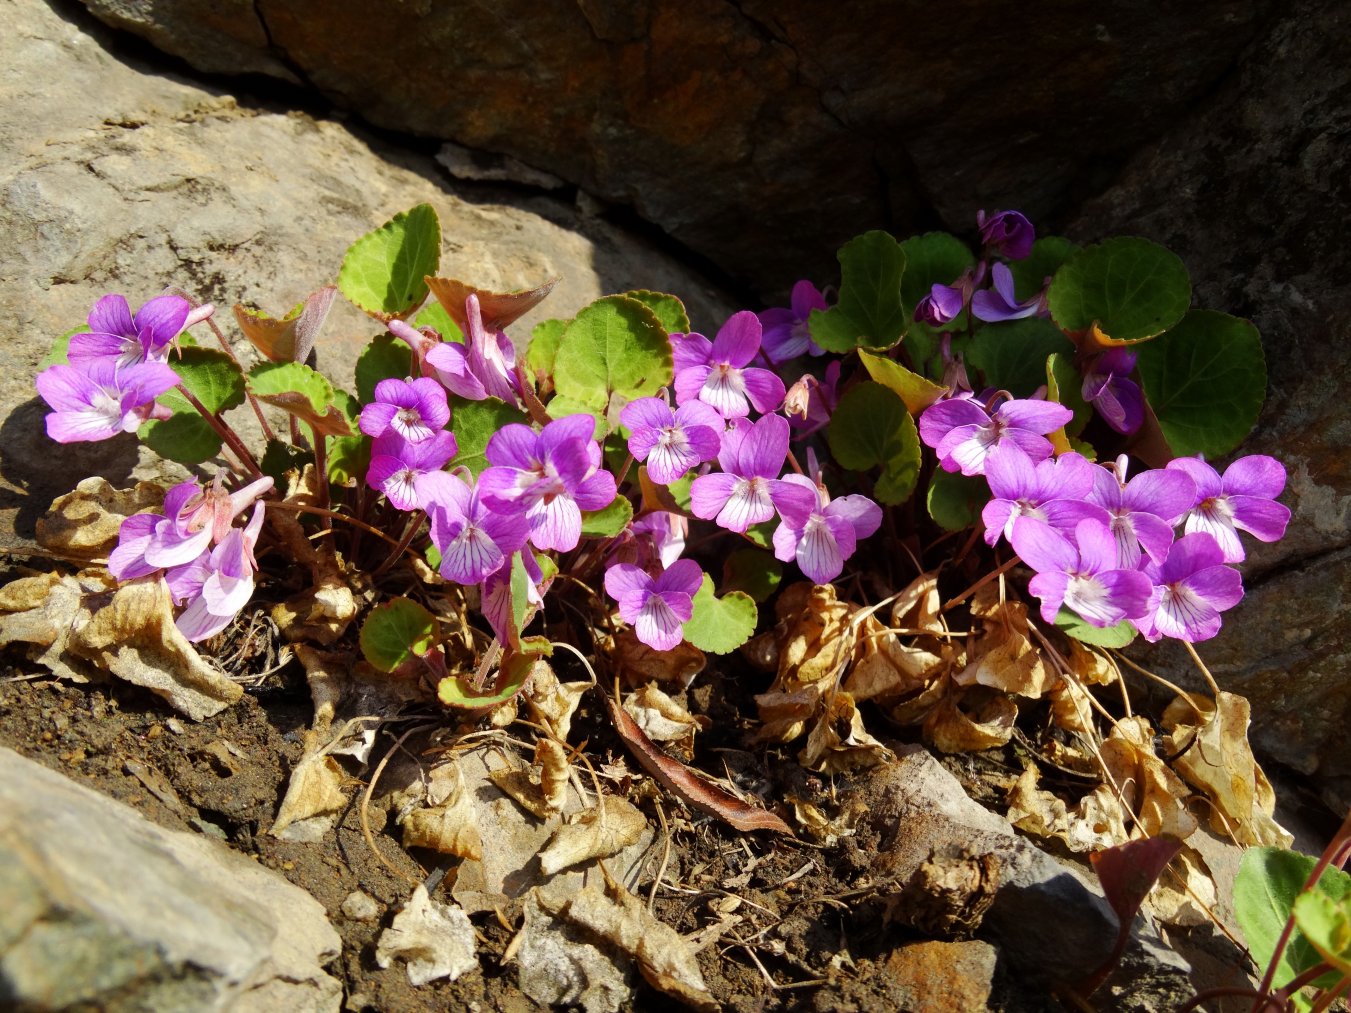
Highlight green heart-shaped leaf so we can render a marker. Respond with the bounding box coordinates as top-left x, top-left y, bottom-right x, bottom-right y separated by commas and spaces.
580, 496, 633, 538
1053, 609, 1137, 648
809, 230, 908, 352
858, 349, 946, 415
926, 469, 989, 531
1048, 237, 1190, 343
966, 317, 1074, 397
338, 204, 441, 320
827, 381, 920, 505
553, 295, 672, 414
525, 317, 568, 380
683, 575, 758, 655
360, 597, 439, 674
624, 290, 690, 335
1136, 309, 1266, 458
721, 548, 783, 604
248, 361, 351, 436
448, 397, 529, 477
1009, 236, 1078, 302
